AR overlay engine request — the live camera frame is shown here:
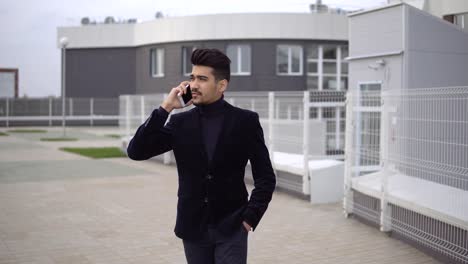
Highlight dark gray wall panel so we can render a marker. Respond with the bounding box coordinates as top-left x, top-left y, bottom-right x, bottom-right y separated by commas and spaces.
67, 39, 346, 96
66, 48, 136, 98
